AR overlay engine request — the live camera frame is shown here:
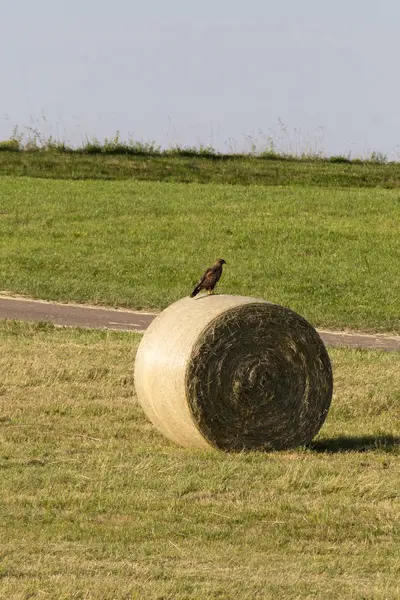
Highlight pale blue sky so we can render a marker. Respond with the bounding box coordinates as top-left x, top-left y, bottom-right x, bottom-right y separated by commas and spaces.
2, 0, 400, 156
